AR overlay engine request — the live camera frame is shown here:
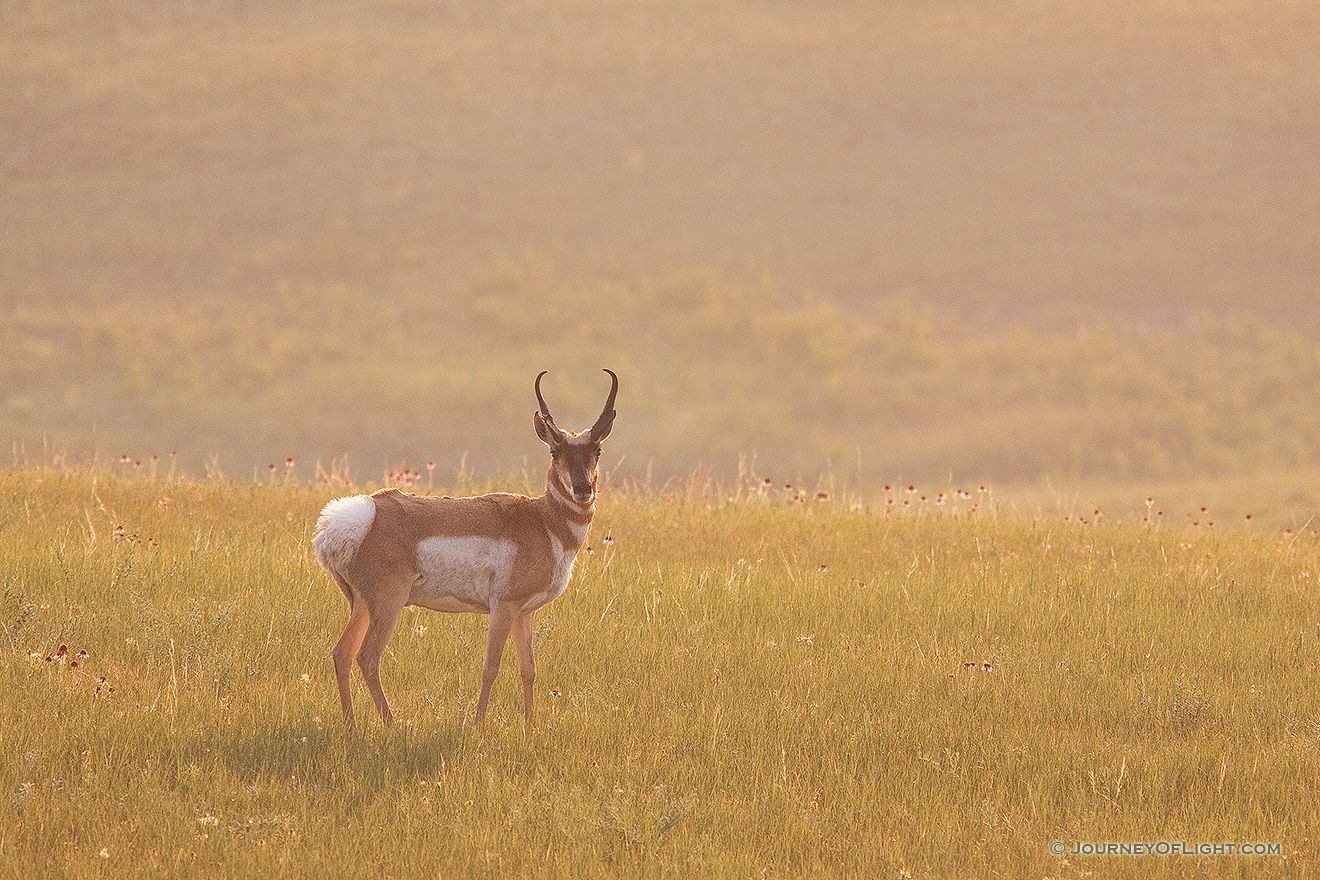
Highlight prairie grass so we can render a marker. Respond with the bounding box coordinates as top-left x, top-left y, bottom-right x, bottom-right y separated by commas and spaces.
0, 467, 1316, 878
